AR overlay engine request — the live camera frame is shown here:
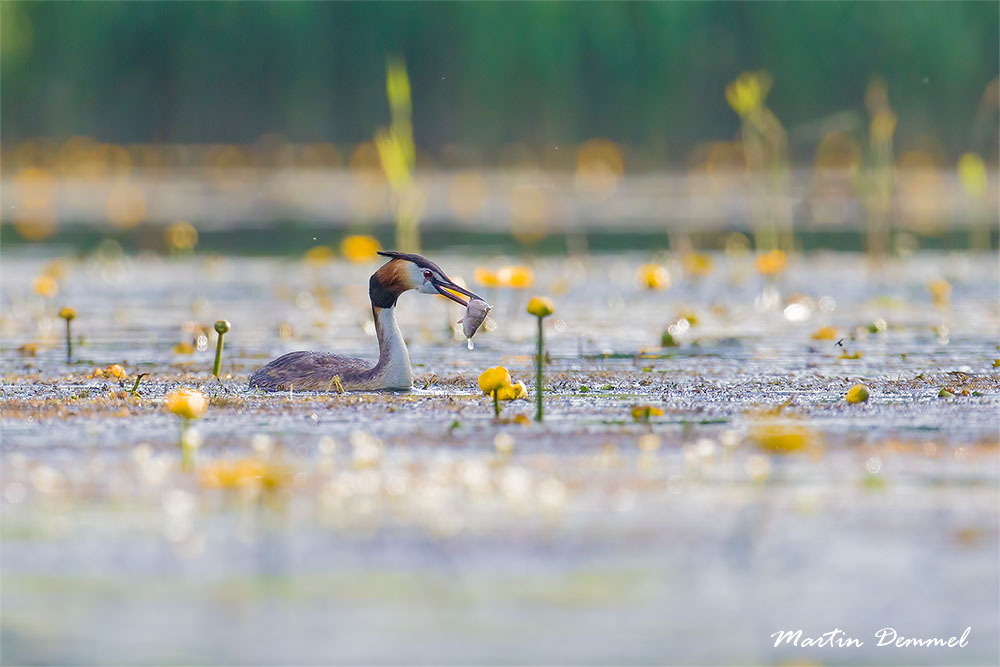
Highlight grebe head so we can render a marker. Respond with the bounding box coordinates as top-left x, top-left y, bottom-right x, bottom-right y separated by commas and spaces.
371, 251, 484, 308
